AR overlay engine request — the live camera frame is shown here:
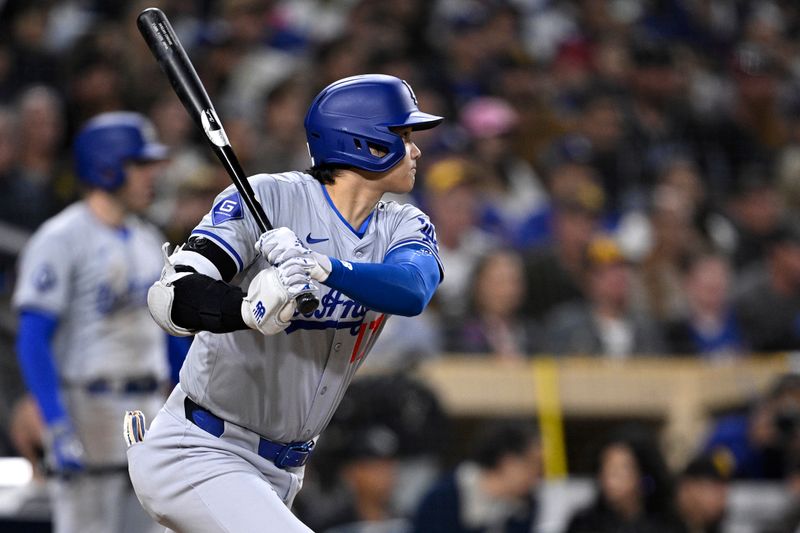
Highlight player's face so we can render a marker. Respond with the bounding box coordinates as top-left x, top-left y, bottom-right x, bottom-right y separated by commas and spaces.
120, 160, 164, 213
382, 126, 421, 194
